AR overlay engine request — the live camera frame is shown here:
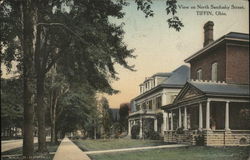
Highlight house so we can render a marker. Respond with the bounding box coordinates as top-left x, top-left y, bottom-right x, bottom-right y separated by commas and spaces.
110, 108, 120, 122
162, 21, 250, 146
128, 65, 190, 138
